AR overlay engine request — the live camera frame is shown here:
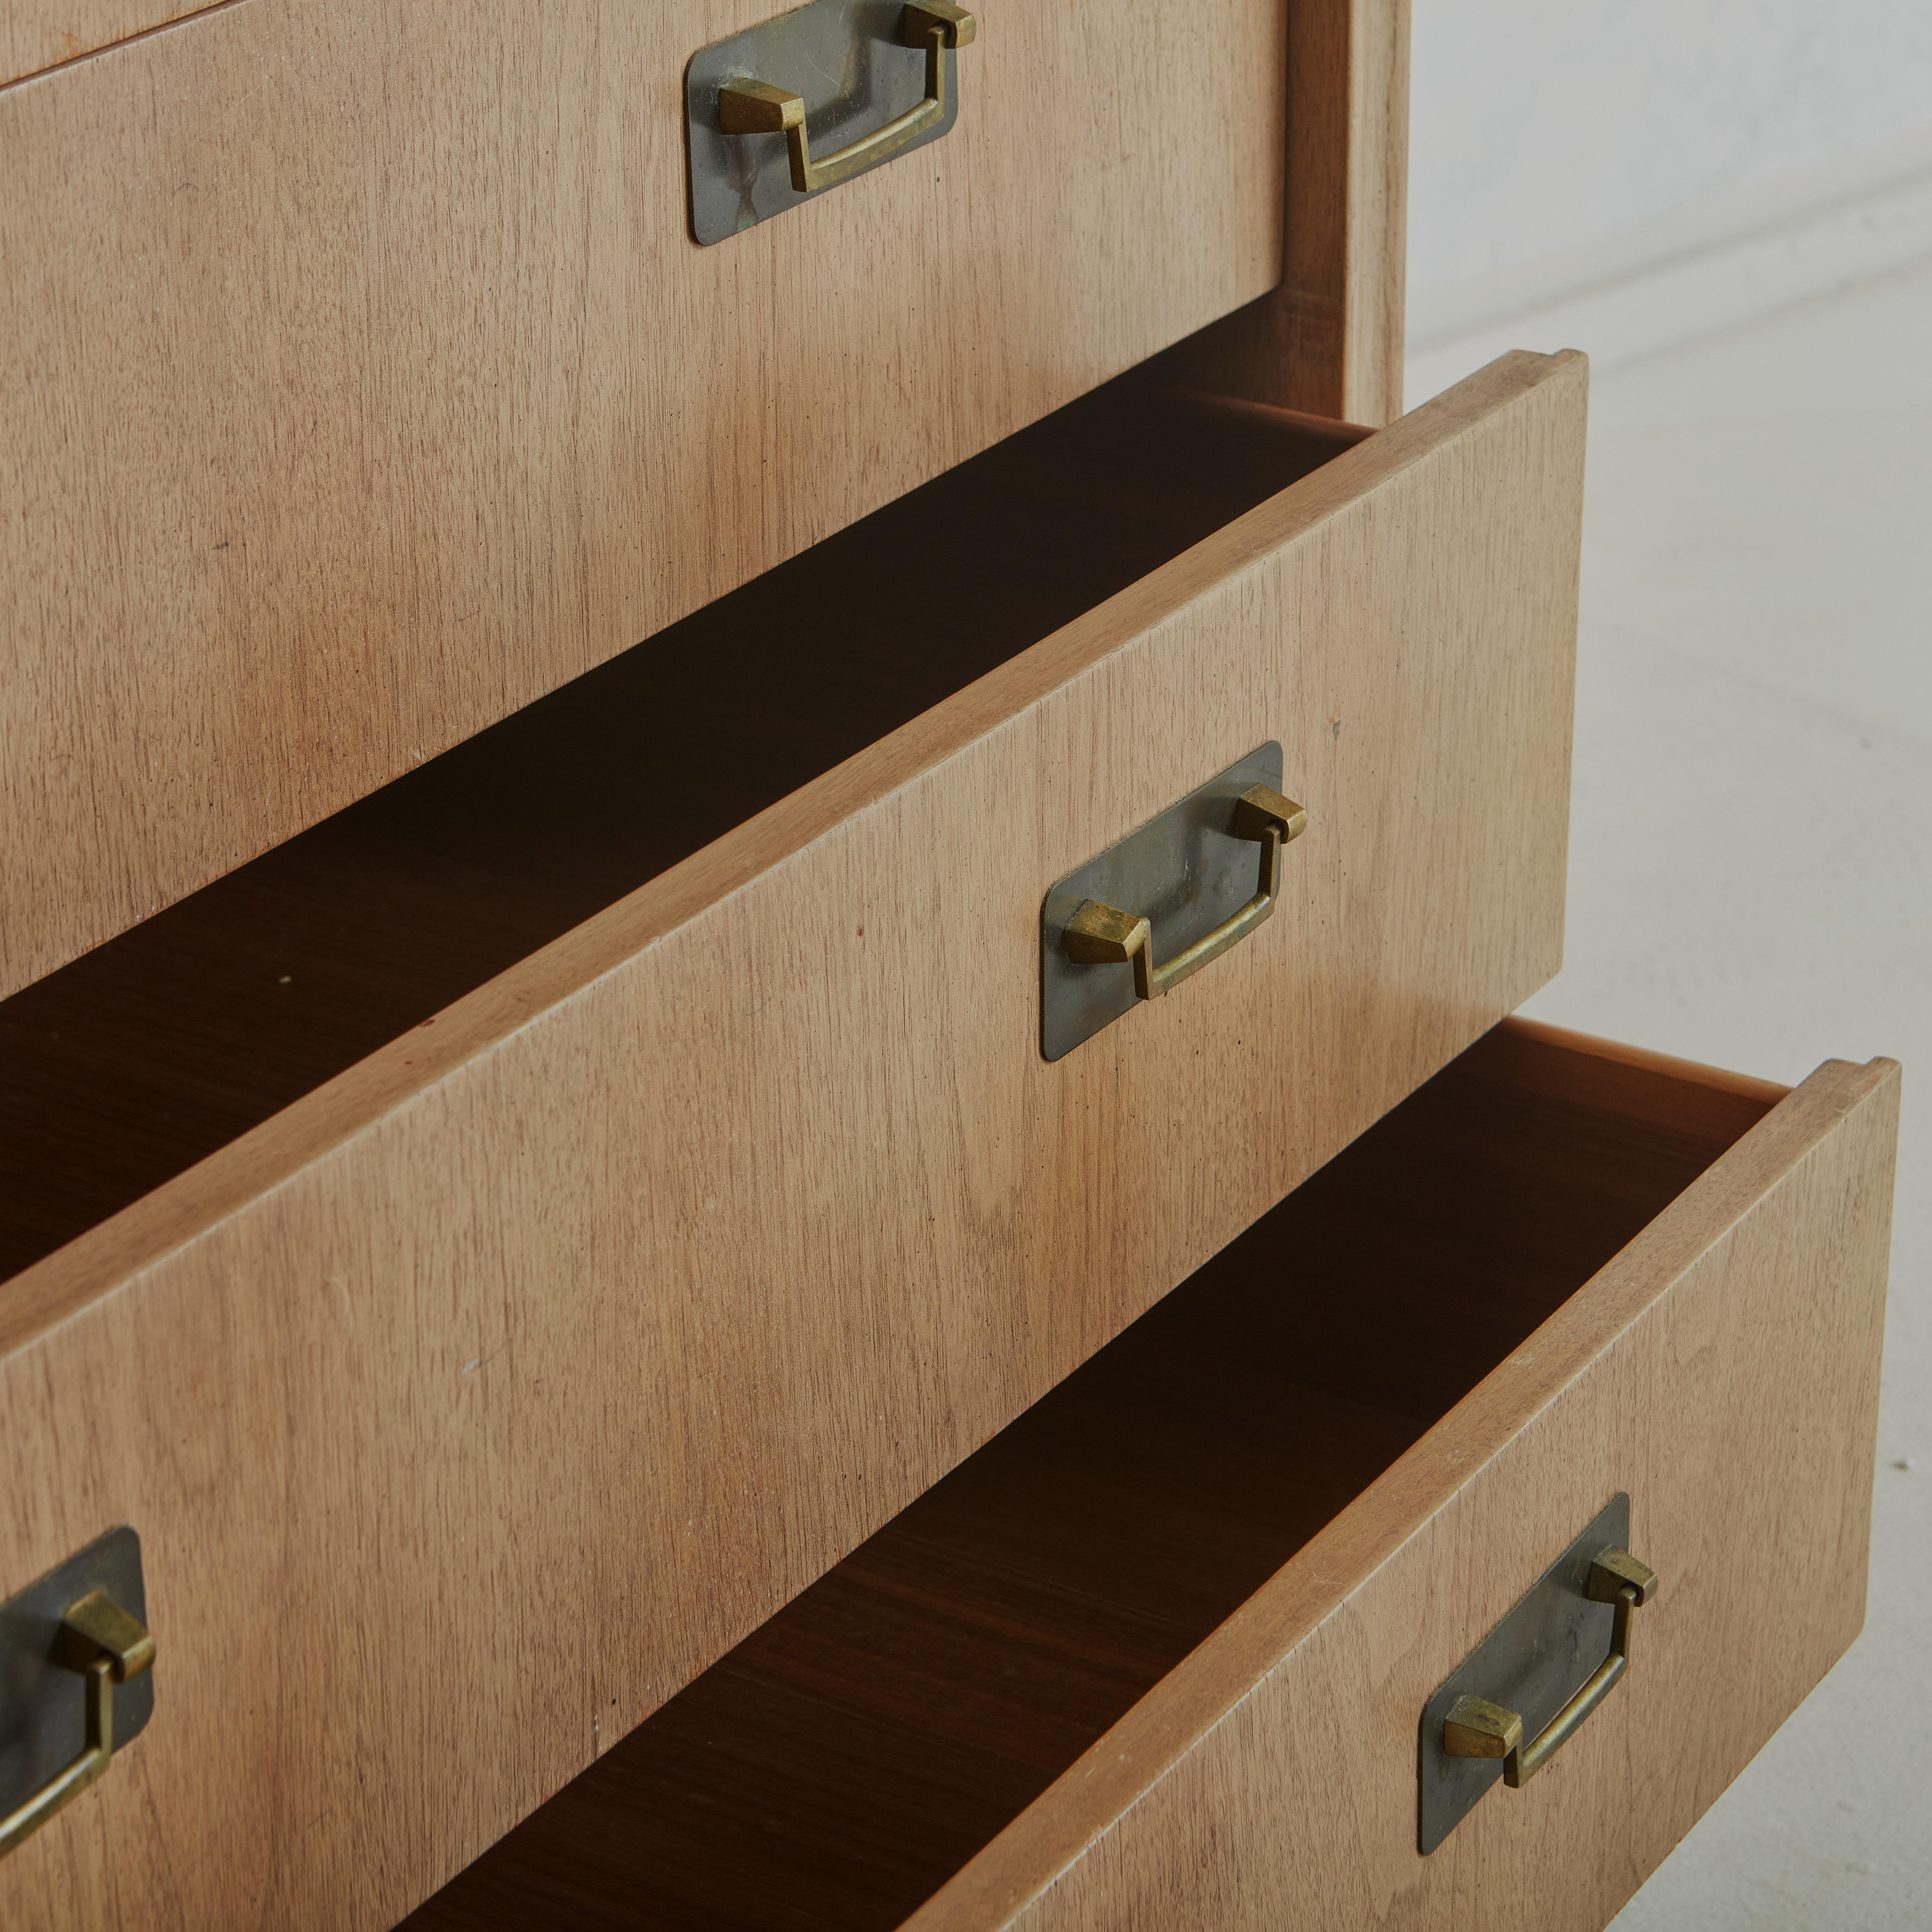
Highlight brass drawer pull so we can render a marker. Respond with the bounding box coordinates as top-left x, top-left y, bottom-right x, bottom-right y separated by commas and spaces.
1442, 1546, 1657, 1789
1062, 784, 1307, 1003
720, 3, 976, 196
0, 1587, 155, 1858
